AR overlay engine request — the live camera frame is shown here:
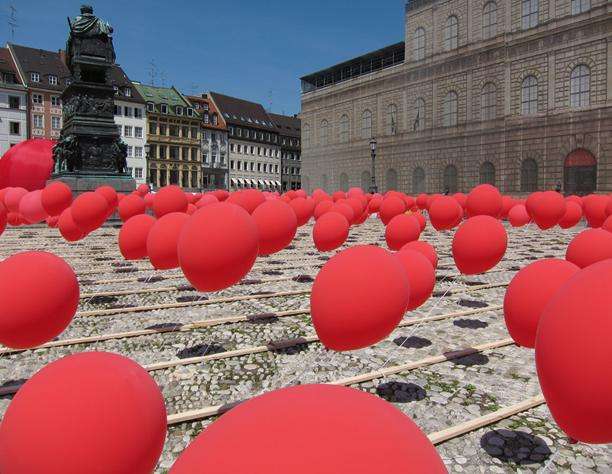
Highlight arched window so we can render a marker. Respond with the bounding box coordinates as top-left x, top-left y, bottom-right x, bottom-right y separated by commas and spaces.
386, 169, 398, 191
479, 161, 496, 185
414, 98, 425, 131
444, 16, 459, 51
482, 2, 497, 39
521, 159, 538, 192
443, 165, 458, 193
414, 27, 426, 60
339, 114, 350, 143
321, 174, 328, 191
361, 170, 371, 192
571, 0, 590, 14
320, 120, 329, 145
522, 0, 538, 29
570, 65, 590, 108
361, 110, 372, 139
413, 167, 426, 194
521, 76, 538, 115
302, 123, 310, 148
481, 82, 497, 120
339, 173, 349, 192
386, 104, 398, 135
443, 91, 458, 127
